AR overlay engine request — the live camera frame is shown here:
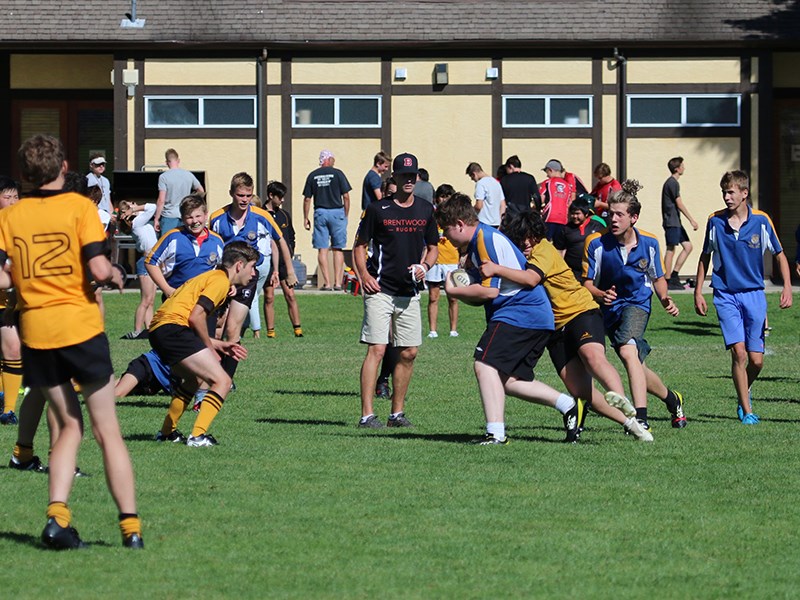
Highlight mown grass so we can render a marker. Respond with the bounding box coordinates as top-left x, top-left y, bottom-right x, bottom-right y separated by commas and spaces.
0, 290, 798, 599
